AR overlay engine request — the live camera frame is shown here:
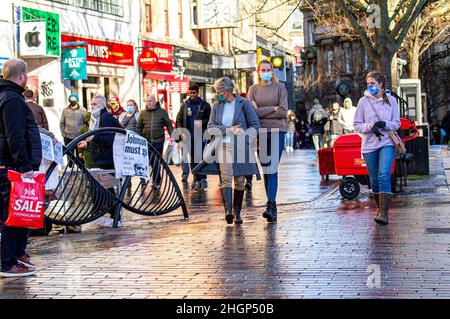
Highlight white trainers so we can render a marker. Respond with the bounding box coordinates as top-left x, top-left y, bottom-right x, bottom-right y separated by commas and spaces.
94, 216, 124, 228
